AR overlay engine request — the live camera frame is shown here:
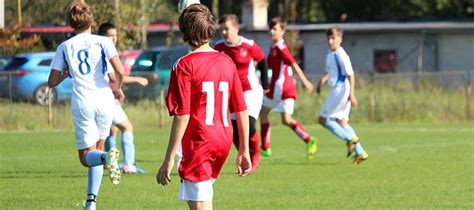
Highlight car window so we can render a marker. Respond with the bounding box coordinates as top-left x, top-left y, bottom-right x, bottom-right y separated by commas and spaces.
3, 57, 28, 70
157, 48, 188, 70
38, 59, 52, 66
133, 51, 159, 72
